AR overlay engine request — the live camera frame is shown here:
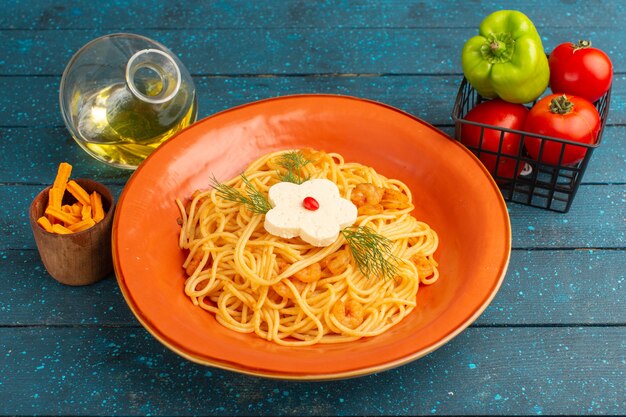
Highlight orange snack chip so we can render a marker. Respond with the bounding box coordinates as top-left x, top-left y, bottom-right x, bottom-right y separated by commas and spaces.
48, 187, 63, 209
45, 206, 80, 226
40, 162, 106, 234
37, 216, 54, 233
70, 203, 82, 217
67, 180, 91, 206
51, 224, 73, 234
53, 162, 72, 191
90, 191, 105, 223
68, 218, 96, 233
81, 203, 92, 221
